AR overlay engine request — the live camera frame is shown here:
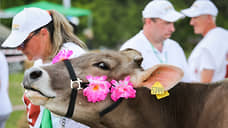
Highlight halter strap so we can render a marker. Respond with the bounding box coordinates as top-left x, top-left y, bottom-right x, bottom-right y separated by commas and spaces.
99, 98, 123, 117
63, 60, 88, 118
63, 60, 78, 118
